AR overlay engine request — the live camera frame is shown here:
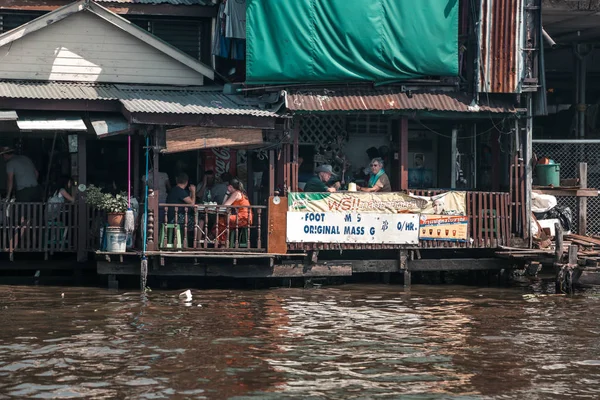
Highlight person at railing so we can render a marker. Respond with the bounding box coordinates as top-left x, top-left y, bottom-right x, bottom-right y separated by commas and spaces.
213, 178, 253, 244
196, 170, 216, 203
164, 173, 196, 228
142, 165, 170, 204
356, 158, 391, 193
304, 165, 338, 193
0, 146, 41, 202
210, 172, 232, 205
46, 176, 74, 222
